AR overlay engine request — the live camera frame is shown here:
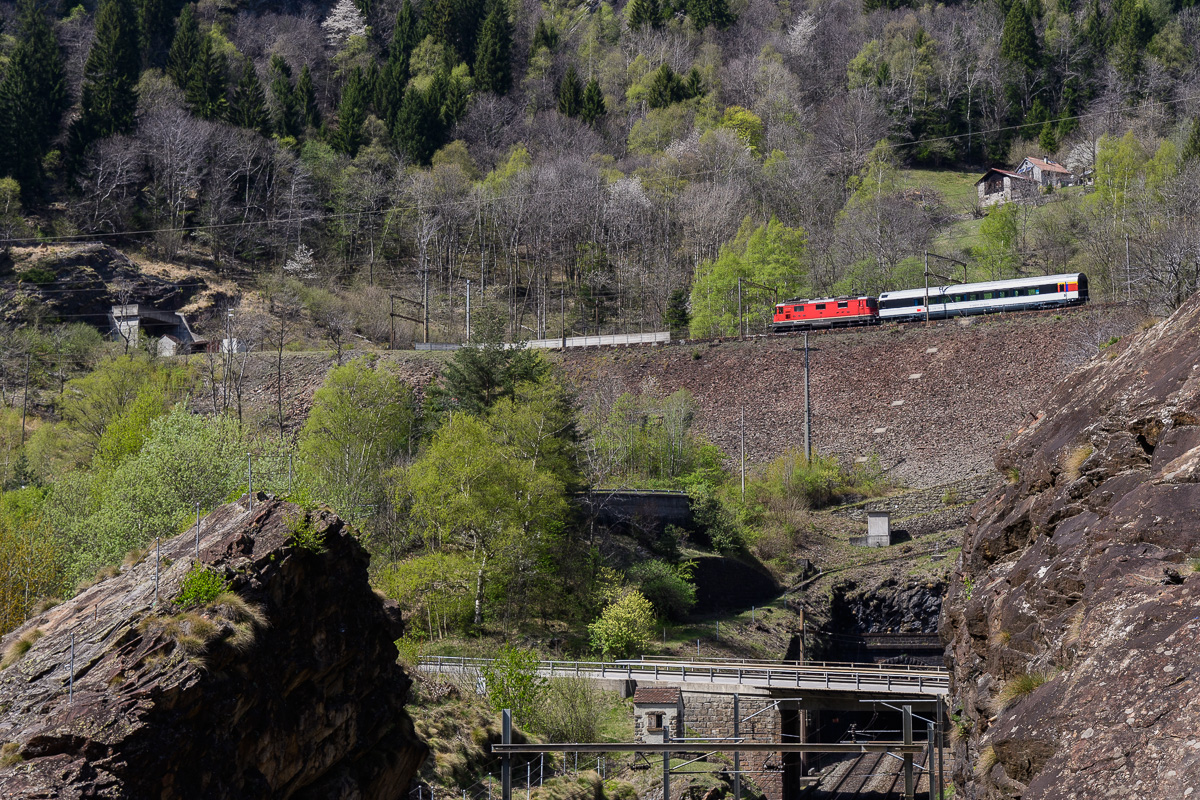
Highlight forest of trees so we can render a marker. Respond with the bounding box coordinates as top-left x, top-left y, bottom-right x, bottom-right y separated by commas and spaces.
2, 0, 1200, 339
